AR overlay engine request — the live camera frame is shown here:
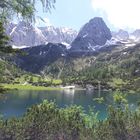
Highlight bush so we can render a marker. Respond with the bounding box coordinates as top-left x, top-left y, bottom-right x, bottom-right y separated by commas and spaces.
0, 98, 140, 140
